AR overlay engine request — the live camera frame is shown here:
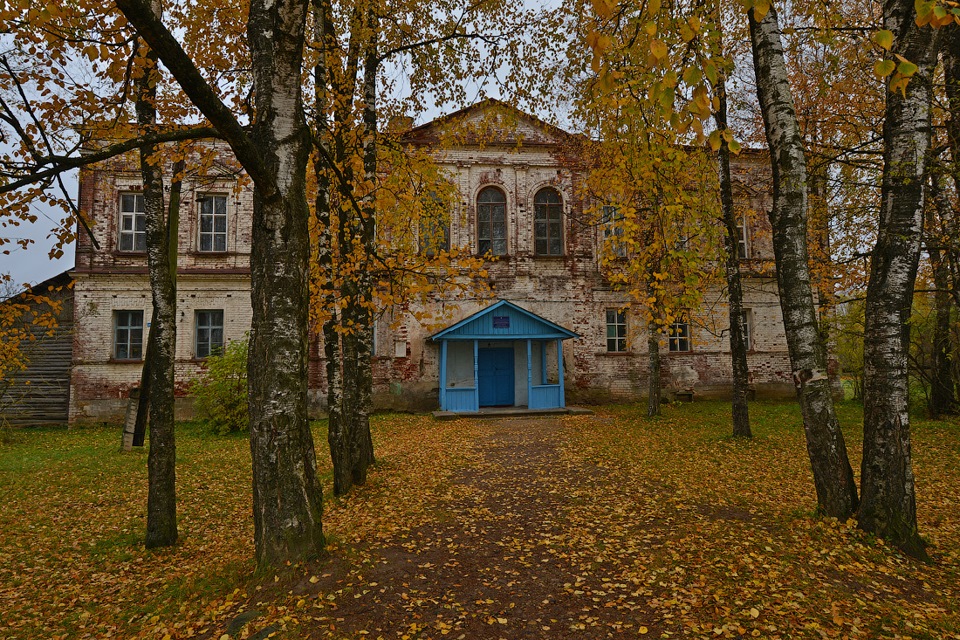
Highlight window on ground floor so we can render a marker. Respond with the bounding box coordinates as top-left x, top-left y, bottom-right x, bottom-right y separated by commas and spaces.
668, 317, 691, 352
606, 308, 627, 352
114, 310, 144, 360
195, 310, 224, 358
